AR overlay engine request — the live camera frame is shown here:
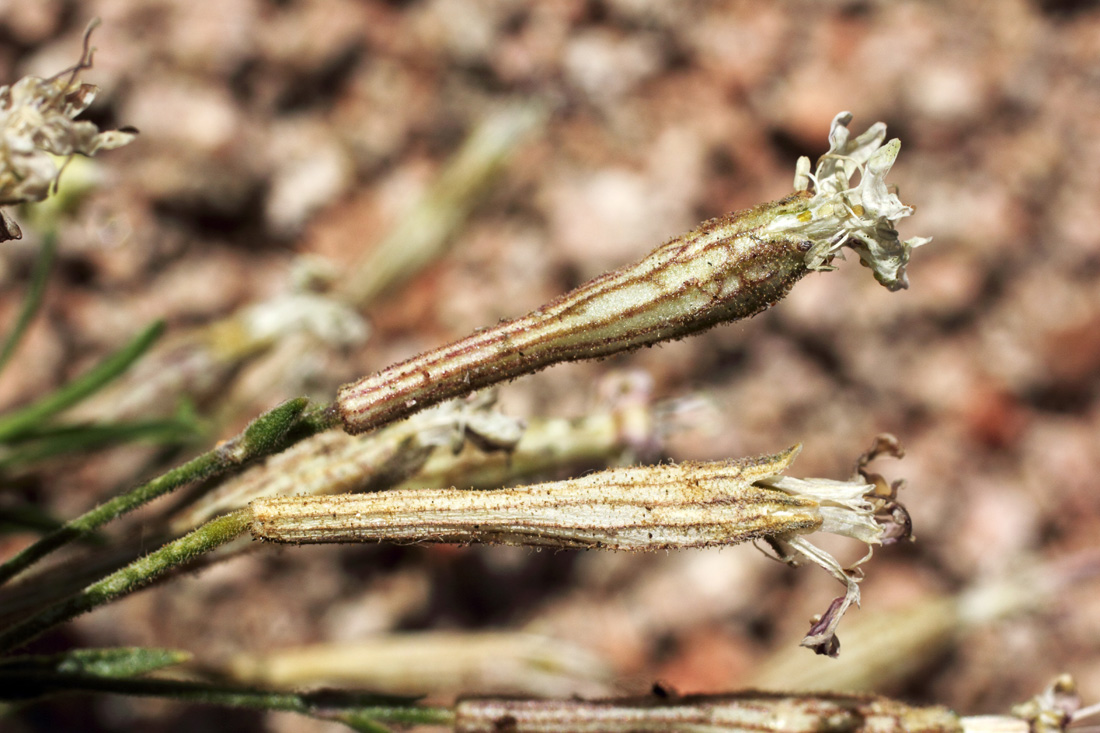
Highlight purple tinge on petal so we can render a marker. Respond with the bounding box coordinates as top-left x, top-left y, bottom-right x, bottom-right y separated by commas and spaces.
803, 595, 846, 657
